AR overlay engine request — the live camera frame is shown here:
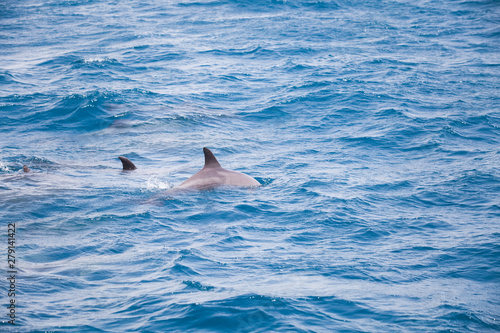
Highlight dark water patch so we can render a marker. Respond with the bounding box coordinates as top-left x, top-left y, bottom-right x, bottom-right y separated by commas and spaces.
351, 227, 390, 243
84, 269, 116, 282
298, 296, 404, 331
101, 240, 135, 255
410, 190, 461, 208
170, 263, 201, 277
281, 58, 317, 72
238, 106, 291, 122
436, 303, 498, 332
19, 90, 120, 133
183, 280, 215, 292
434, 242, 500, 282
286, 229, 324, 246
15, 156, 59, 170
361, 180, 414, 193
374, 107, 411, 119
176, 0, 308, 12
176, 0, 228, 8
186, 209, 249, 223
199, 45, 277, 59
48, 325, 107, 333
254, 177, 274, 187
234, 202, 283, 216
0, 71, 35, 89
402, 170, 500, 211
400, 216, 454, 233
299, 0, 341, 11
0, 93, 54, 126
218, 235, 247, 245
23, 245, 97, 264
36, 53, 81, 69
147, 294, 286, 333
338, 135, 393, 150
